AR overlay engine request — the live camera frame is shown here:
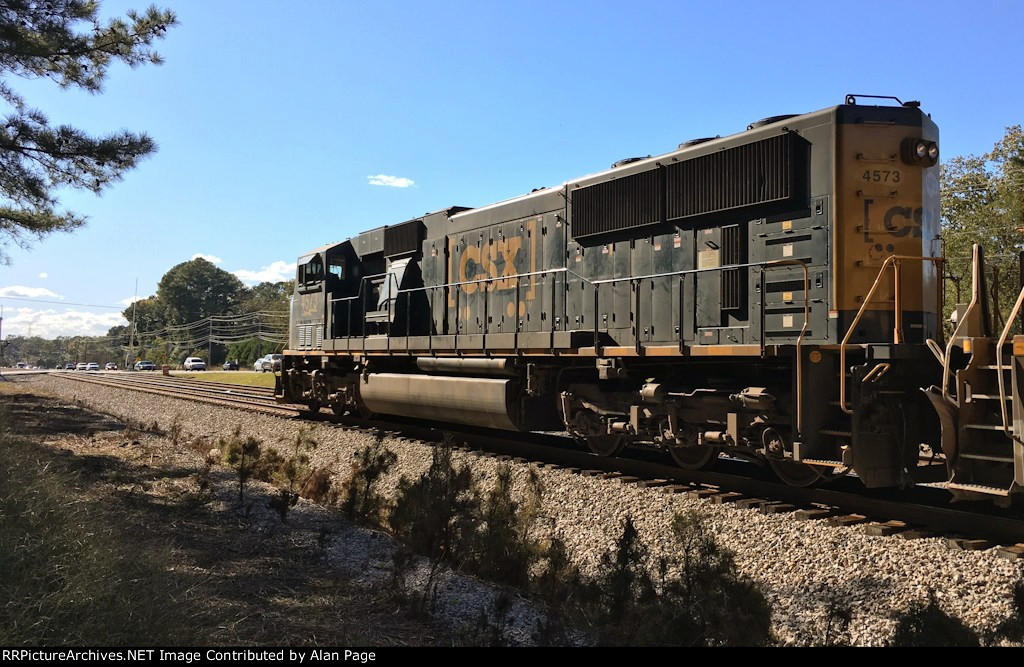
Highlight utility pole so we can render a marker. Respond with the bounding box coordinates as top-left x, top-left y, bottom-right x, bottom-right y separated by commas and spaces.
126, 278, 138, 370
